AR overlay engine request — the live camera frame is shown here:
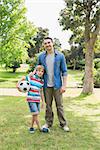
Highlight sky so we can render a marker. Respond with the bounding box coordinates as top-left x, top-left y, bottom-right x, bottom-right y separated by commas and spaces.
25, 0, 72, 49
